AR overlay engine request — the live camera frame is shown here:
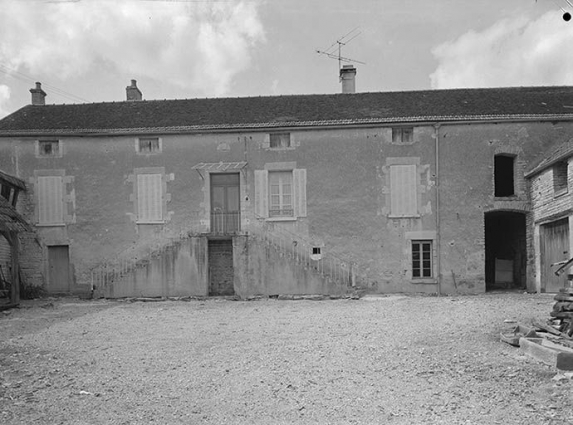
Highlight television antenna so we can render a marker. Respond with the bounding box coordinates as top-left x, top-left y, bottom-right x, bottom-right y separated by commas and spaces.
316, 27, 366, 72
